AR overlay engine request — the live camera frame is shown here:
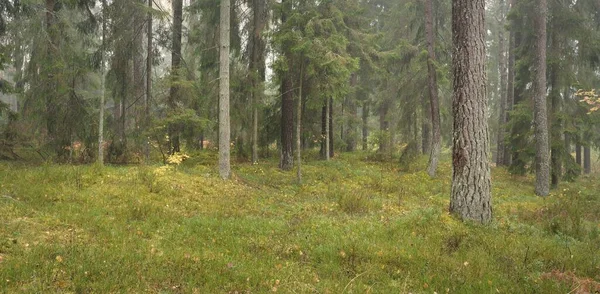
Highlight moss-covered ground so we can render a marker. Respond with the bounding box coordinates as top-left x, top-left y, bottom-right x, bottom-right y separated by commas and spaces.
1, 152, 599, 293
